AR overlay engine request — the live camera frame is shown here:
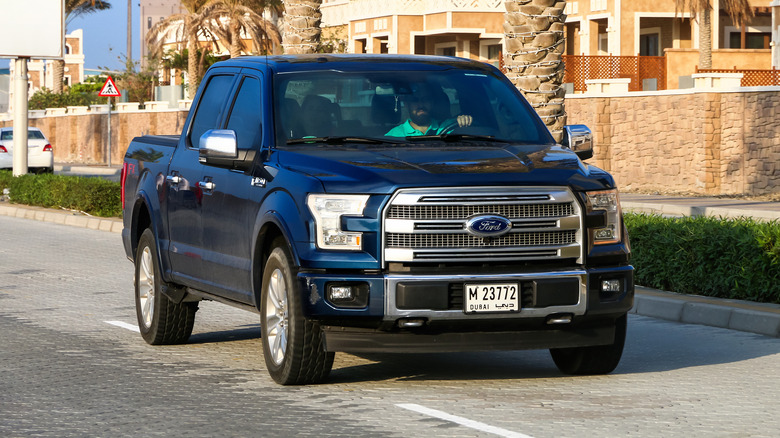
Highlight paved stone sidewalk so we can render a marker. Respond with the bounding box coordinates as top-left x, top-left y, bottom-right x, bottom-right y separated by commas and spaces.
2, 198, 779, 339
